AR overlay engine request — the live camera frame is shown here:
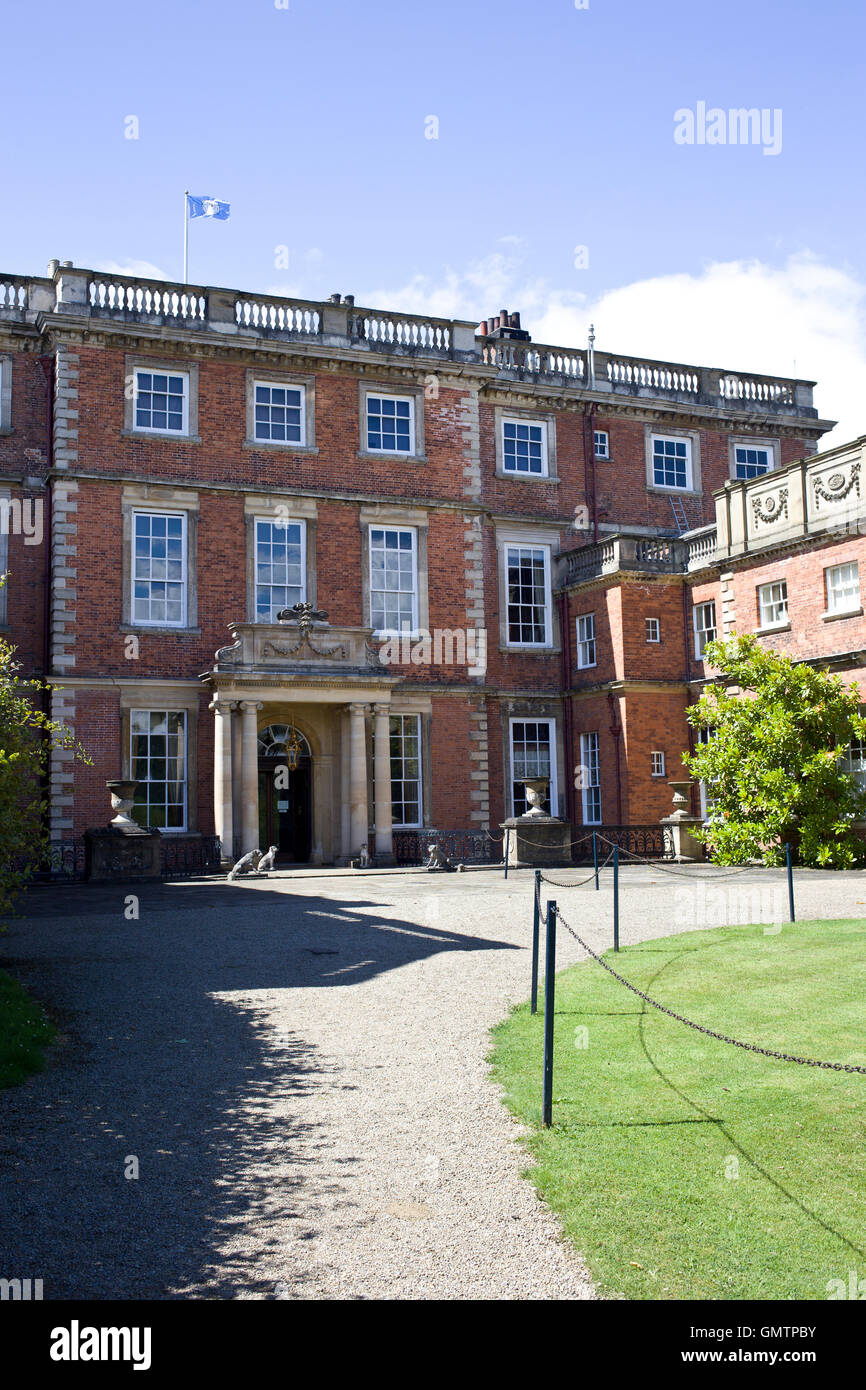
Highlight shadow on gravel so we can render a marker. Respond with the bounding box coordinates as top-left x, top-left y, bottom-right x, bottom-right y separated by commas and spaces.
0, 881, 516, 1299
